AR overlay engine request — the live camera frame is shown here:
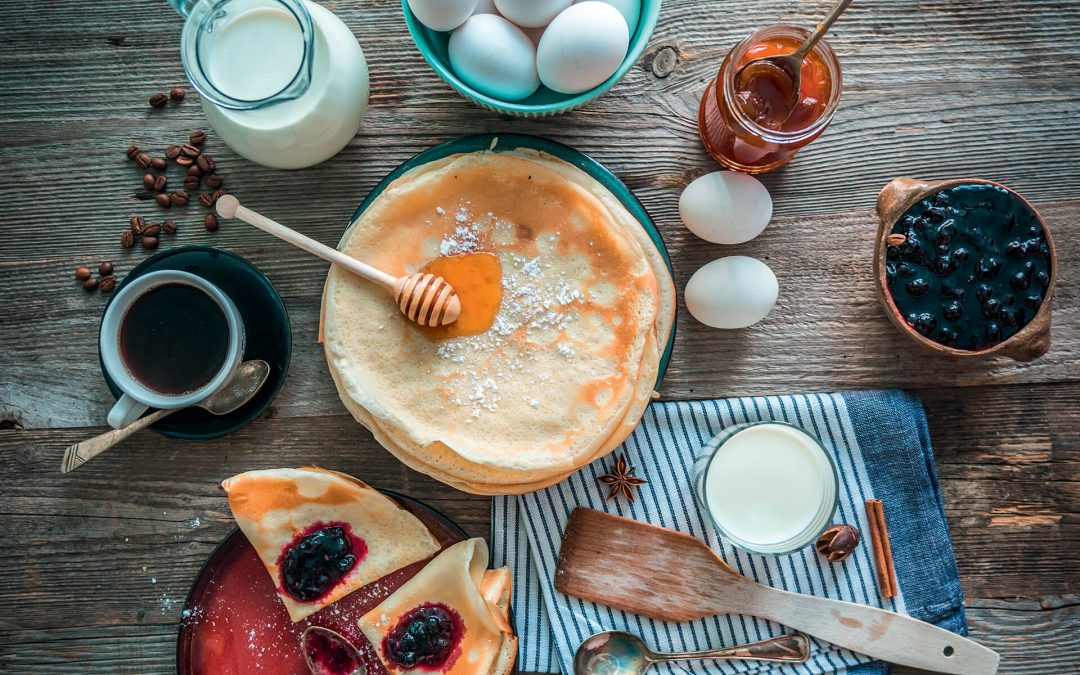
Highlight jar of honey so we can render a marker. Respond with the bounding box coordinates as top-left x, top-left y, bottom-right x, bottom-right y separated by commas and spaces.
698, 25, 842, 173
